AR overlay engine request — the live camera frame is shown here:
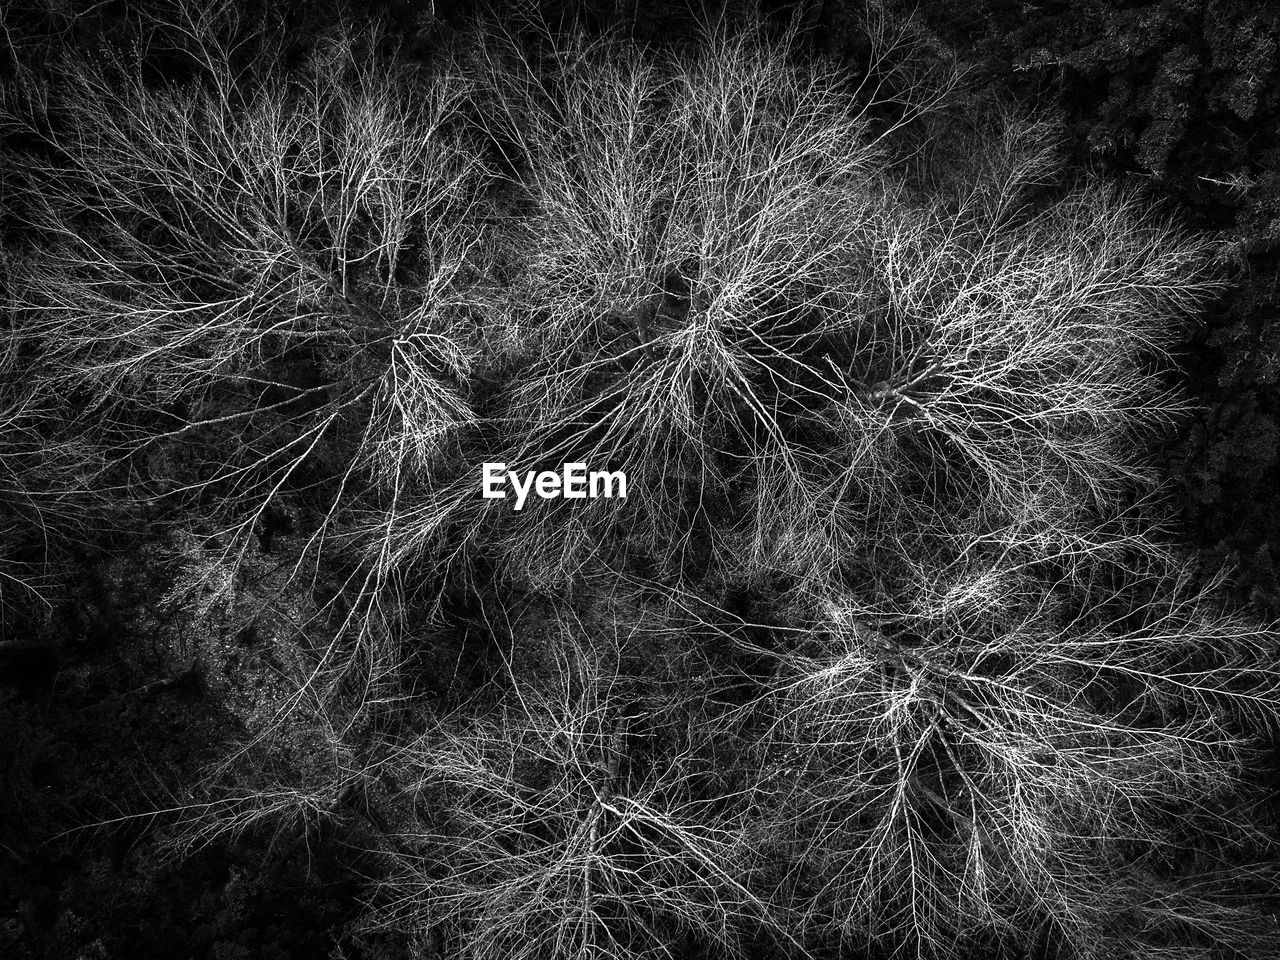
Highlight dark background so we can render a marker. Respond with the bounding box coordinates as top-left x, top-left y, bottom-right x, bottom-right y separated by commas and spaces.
2, 1, 1277, 956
